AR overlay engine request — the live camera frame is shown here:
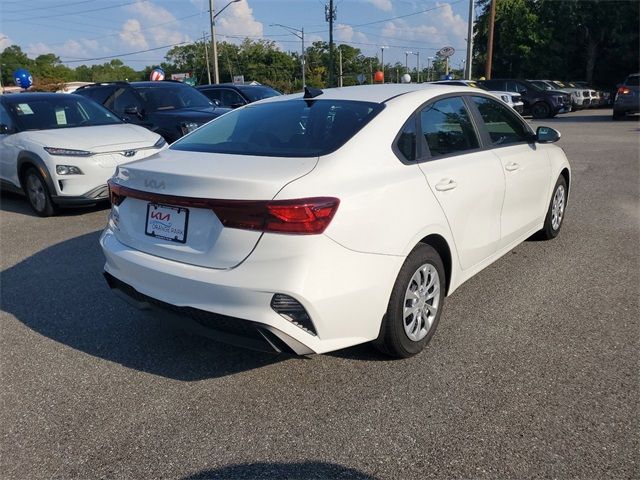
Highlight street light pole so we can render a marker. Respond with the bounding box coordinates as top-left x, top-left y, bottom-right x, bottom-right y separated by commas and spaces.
209, 0, 240, 84
380, 46, 387, 82
271, 24, 305, 89
465, 0, 475, 79
405, 51, 411, 73
427, 57, 433, 81
412, 51, 420, 83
